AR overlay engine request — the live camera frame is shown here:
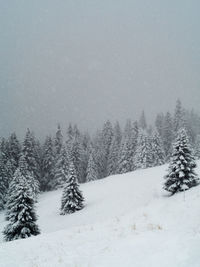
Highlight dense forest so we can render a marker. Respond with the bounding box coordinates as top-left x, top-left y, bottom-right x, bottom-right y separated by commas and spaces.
0, 99, 200, 207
